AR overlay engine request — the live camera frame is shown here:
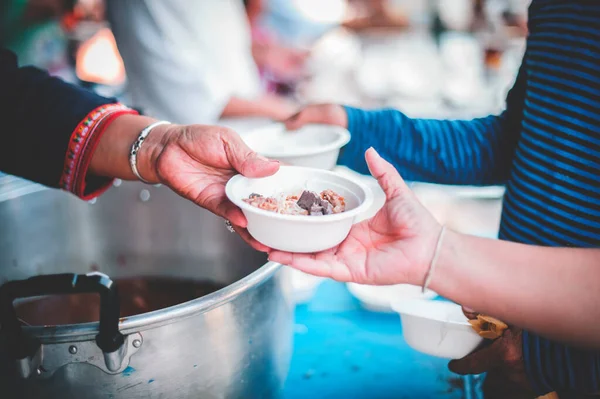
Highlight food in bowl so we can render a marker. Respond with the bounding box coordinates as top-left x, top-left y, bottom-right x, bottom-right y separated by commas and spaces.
243, 189, 346, 216
225, 166, 373, 253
